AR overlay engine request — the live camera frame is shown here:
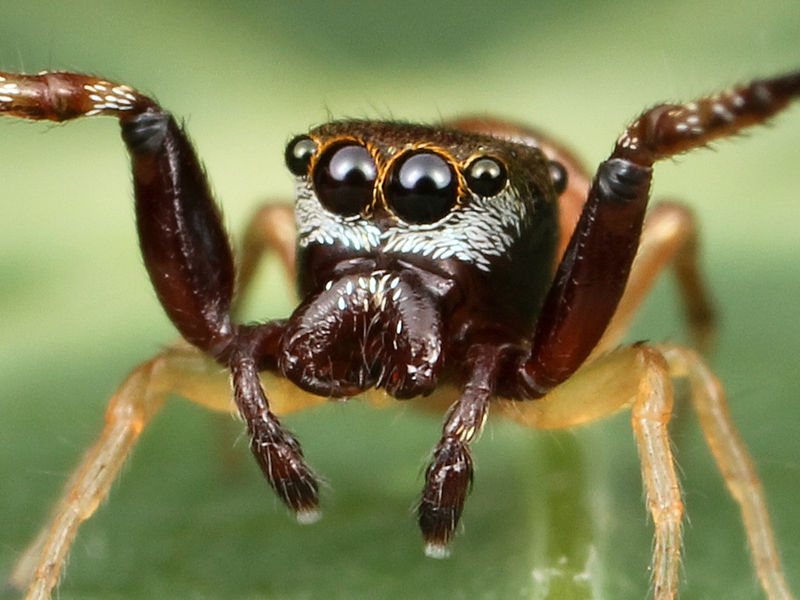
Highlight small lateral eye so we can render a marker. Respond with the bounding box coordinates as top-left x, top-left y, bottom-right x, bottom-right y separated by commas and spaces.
313, 143, 377, 217
465, 156, 507, 197
386, 151, 457, 224
548, 160, 568, 196
285, 135, 317, 176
